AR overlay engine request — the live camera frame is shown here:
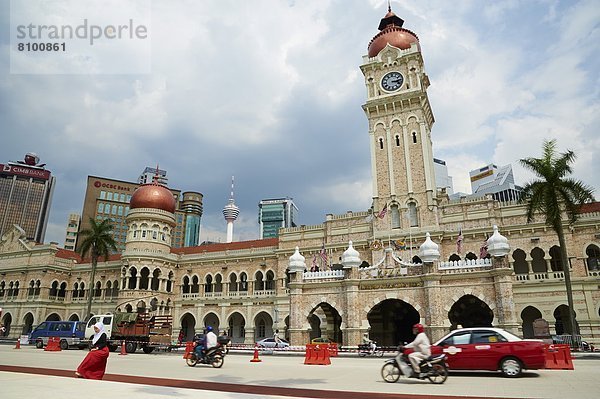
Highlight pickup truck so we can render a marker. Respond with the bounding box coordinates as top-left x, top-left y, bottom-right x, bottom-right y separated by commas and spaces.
85, 312, 172, 353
